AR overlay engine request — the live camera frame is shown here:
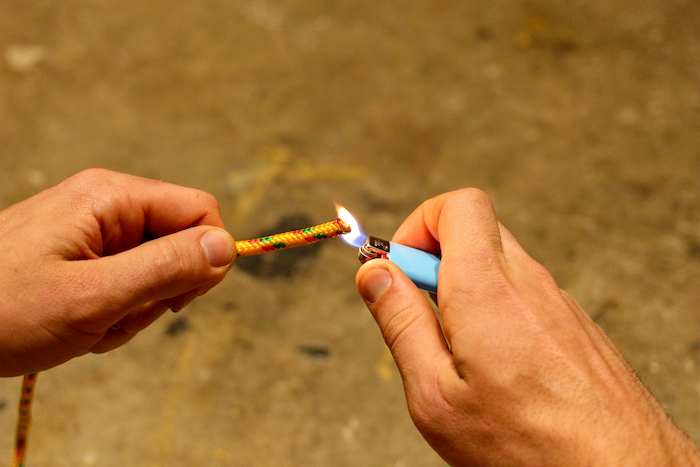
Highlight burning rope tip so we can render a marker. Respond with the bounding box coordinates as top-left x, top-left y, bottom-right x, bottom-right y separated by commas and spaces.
235, 218, 352, 258
336, 218, 352, 234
